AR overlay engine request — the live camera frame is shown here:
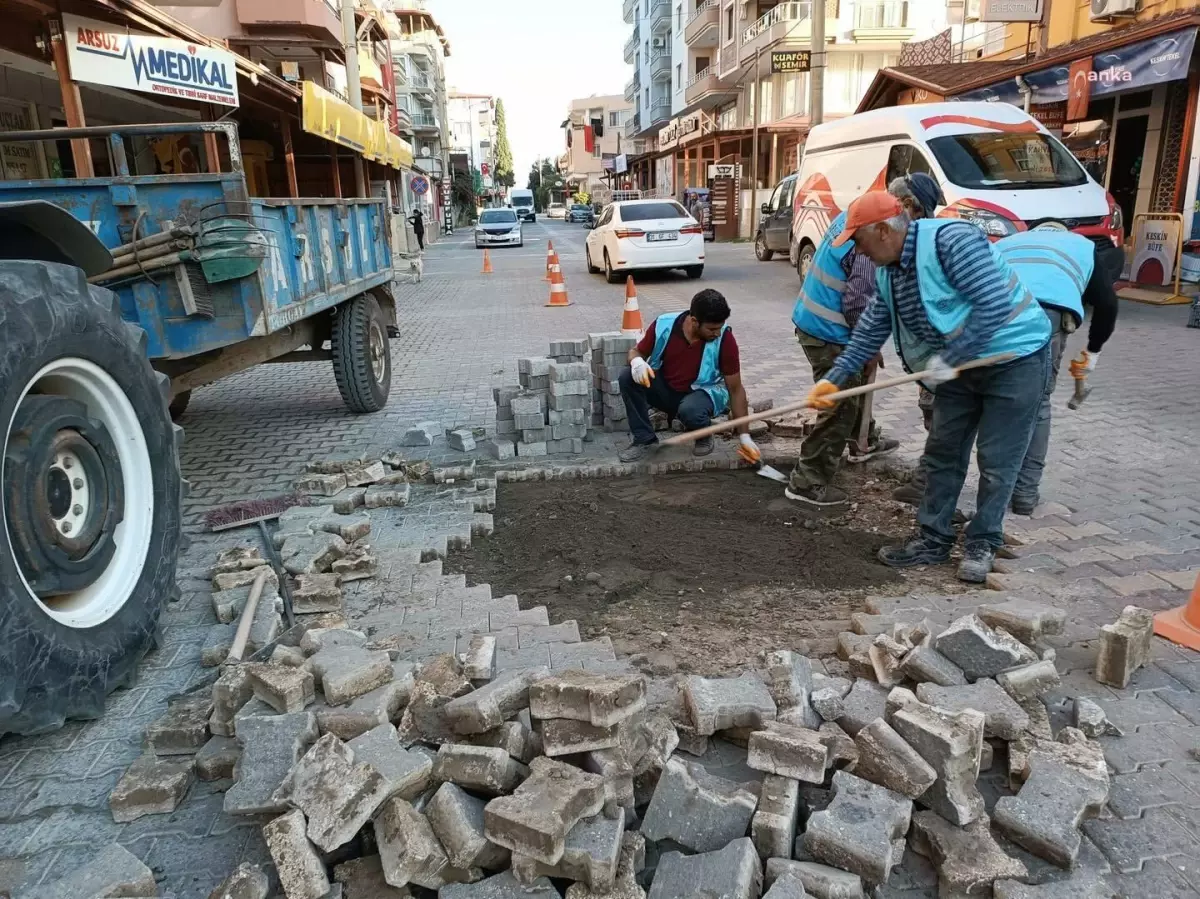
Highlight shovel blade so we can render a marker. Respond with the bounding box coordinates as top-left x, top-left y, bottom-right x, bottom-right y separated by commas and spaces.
756, 464, 789, 484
